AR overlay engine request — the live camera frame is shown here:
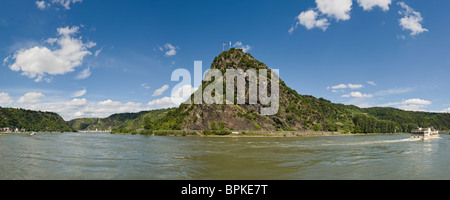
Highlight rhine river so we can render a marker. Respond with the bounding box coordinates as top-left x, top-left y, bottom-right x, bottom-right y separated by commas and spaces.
0, 133, 449, 180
